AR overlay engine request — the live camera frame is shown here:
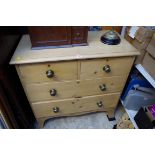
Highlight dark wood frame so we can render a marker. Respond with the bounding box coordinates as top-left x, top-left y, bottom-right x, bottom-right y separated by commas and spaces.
0, 33, 35, 128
